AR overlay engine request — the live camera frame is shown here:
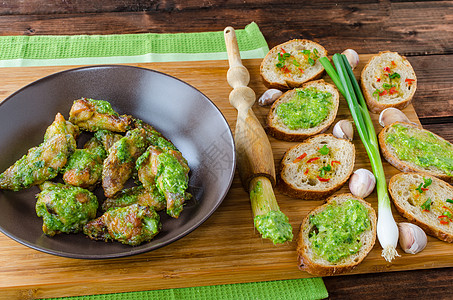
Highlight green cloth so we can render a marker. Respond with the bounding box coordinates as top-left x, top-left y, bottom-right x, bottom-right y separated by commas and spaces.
46, 278, 328, 300
1, 22, 328, 299
0, 22, 269, 67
